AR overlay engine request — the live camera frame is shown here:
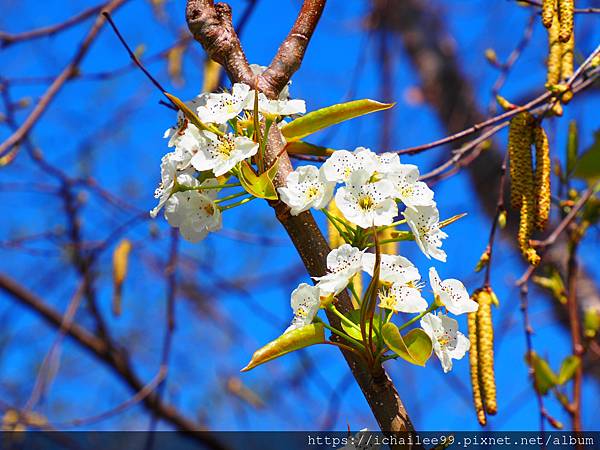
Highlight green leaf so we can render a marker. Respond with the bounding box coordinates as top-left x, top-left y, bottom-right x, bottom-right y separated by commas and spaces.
573, 130, 600, 183
527, 351, 558, 395
382, 323, 433, 367
164, 92, 219, 134
238, 160, 279, 200
341, 309, 382, 341
557, 355, 581, 385
241, 323, 325, 372
280, 99, 394, 140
